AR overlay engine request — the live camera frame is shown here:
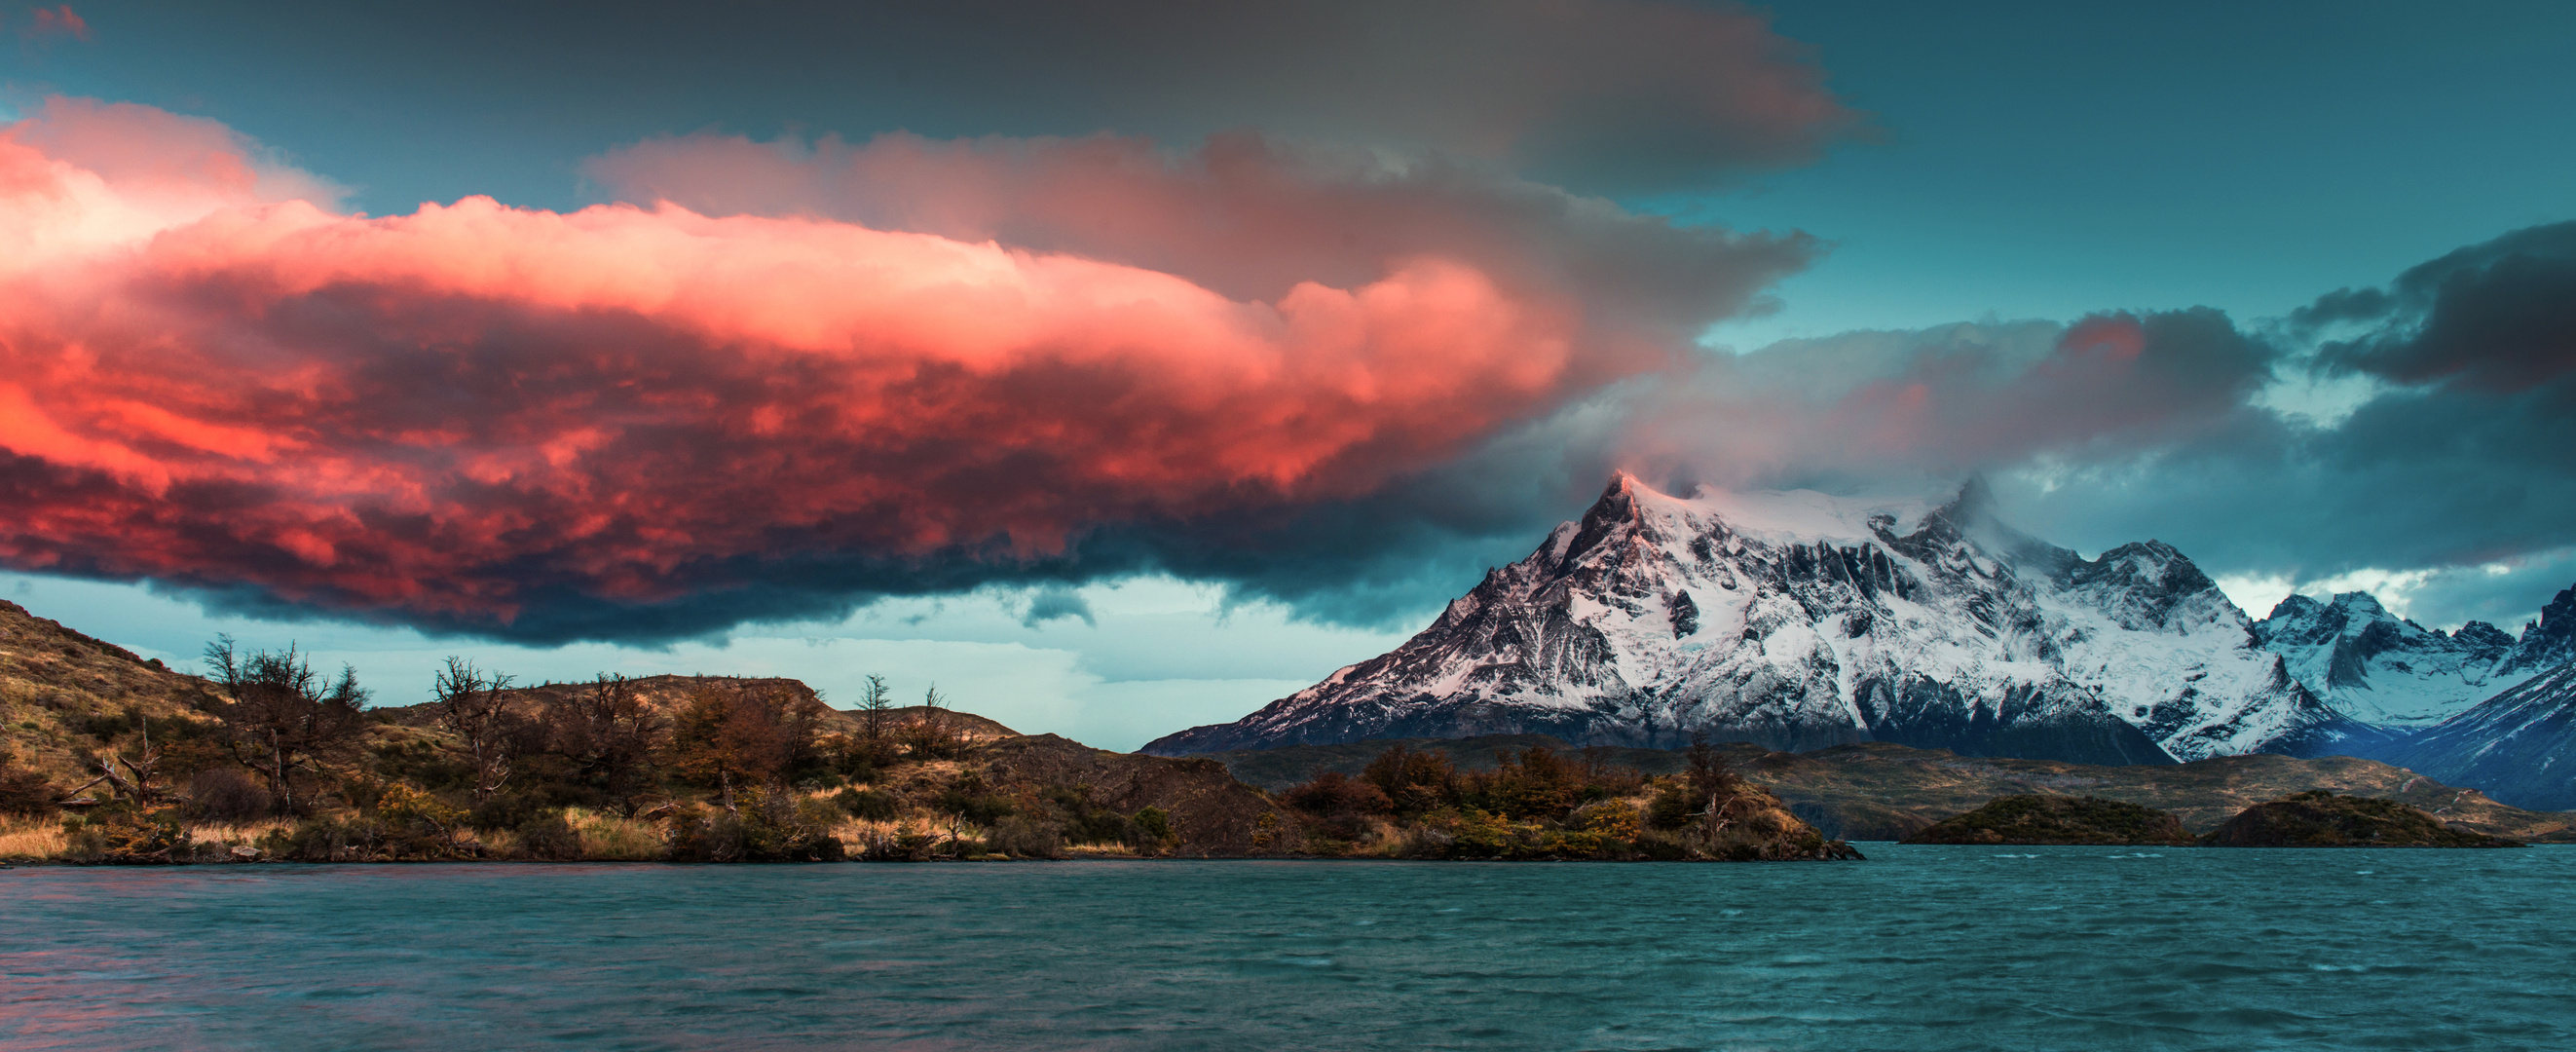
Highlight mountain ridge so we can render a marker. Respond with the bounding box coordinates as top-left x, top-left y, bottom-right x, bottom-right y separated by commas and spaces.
1148, 473, 2374, 764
